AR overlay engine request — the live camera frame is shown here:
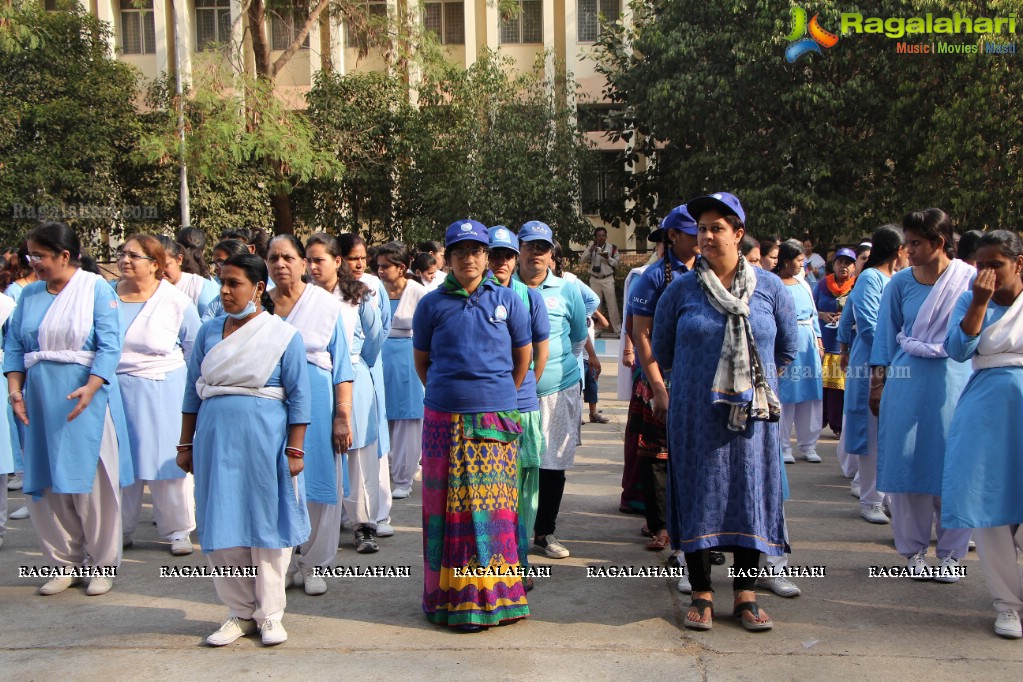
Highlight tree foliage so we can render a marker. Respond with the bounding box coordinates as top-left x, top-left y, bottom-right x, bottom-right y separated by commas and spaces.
595, 0, 1020, 245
